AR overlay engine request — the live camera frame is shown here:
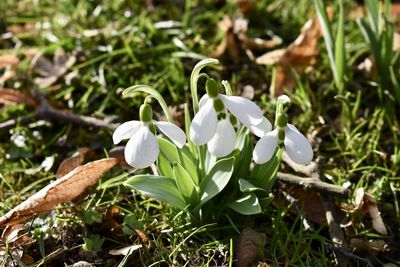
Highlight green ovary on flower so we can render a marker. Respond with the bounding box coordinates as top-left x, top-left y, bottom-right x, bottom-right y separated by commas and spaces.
139, 103, 153, 122
206, 78, 220, 98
